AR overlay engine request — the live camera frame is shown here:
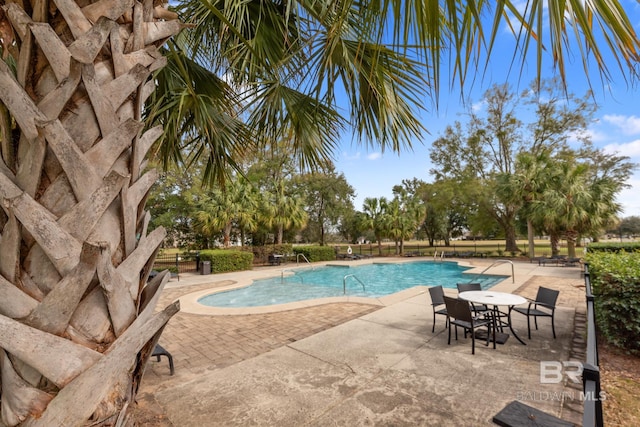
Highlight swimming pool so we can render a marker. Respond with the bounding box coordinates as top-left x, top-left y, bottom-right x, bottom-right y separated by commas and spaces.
197, 261, 508, 308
